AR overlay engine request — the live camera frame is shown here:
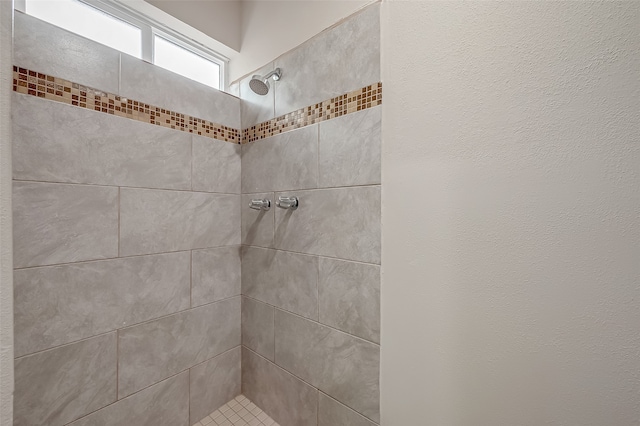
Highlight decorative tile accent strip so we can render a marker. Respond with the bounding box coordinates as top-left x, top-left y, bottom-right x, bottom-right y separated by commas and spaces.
12, 66, 241, 144
243, 82, 383, 144
12, 66, 382, 145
